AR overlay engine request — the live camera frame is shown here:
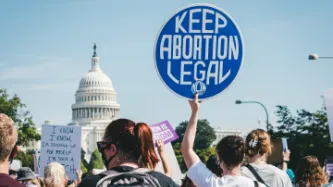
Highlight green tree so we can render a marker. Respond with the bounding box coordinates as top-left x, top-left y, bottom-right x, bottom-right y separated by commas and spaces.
15, 151, 34, 170
270, 105, 333, 170
81, 148, 89, 171
172, 119, 217, 173
0, 89, 40, 146
80, 160, 87, 173
88, 149, 104, 171
172, 119, 216, 150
